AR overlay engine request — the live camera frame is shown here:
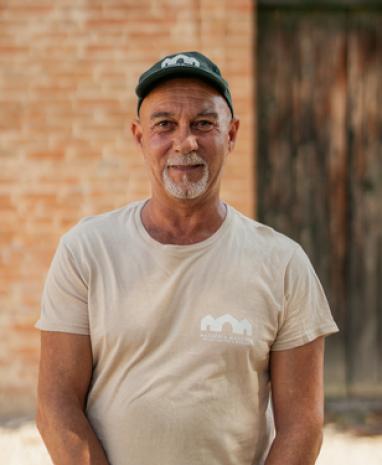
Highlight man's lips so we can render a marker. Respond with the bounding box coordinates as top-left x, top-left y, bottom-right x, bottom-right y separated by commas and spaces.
168, 164, 205, 171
